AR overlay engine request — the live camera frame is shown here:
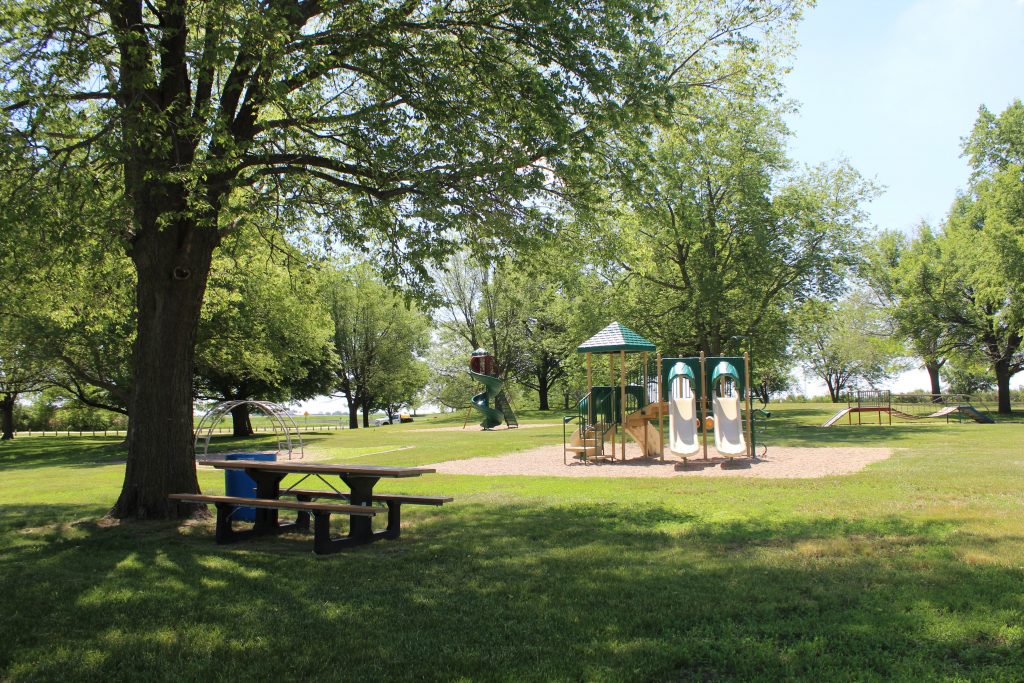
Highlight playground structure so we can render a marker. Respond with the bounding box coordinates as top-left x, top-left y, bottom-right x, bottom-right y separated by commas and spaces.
563, 322, 766, 465
194, 399, 304, 459
823, 390, 995, 427
467, 349, 518, 430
